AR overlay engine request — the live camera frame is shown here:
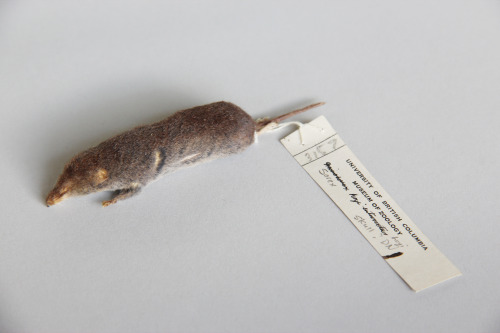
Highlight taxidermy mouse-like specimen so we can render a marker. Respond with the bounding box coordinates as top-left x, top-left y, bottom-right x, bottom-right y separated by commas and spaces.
46, 101, 324, 207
